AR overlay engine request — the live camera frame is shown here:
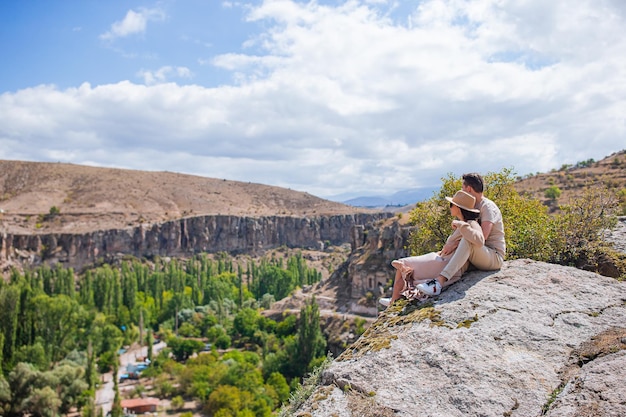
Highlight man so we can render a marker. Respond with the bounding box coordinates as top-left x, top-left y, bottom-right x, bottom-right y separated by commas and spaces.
417, 173, 506, 296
